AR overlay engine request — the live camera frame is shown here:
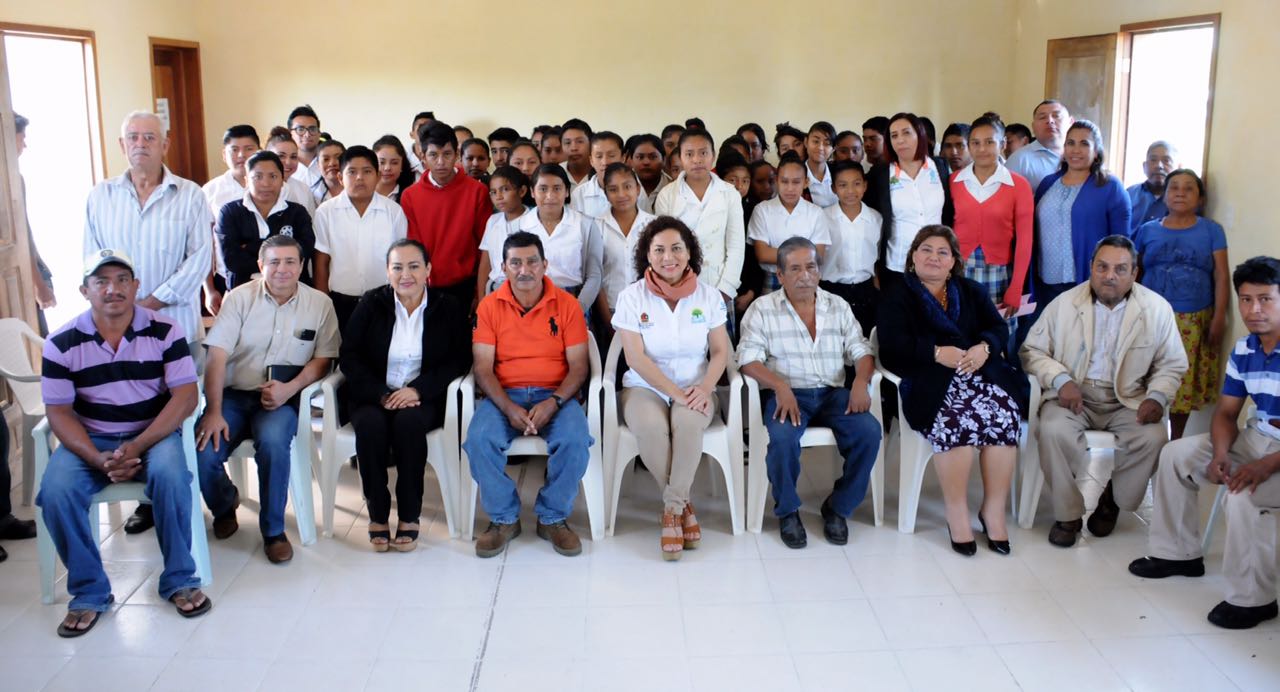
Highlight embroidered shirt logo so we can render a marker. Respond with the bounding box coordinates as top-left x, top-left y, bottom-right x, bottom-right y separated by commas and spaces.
280, 225, 294, 237
690, 308, 706, 324
548, 317, 559, 336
